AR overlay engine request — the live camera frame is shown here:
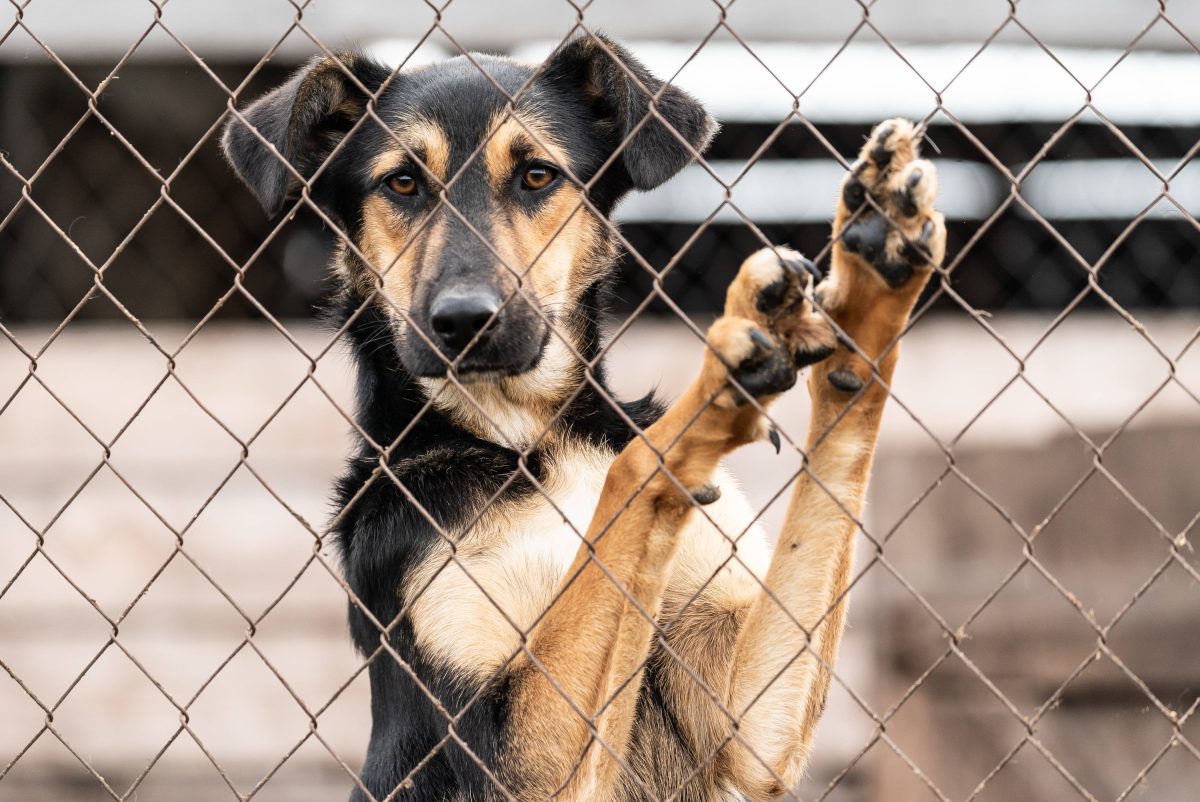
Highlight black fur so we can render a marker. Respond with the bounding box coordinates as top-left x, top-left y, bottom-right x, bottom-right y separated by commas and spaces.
330, 288, 664, 800
223, 39, 714, 386
222, 34, 716, 801
537, 36, 718, 191
221, 39, 716, 231
221, 54, 393, 217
